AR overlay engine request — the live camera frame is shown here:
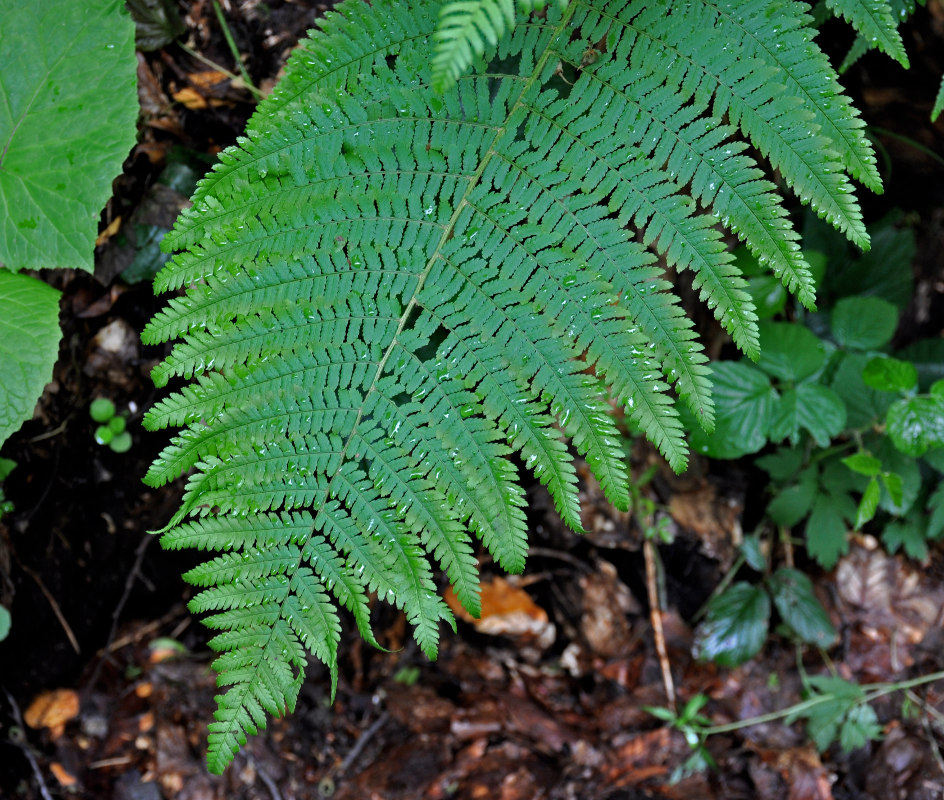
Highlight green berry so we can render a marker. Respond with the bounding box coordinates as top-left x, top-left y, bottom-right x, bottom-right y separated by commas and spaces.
109, 432, 133, 453
90, 398, 116, 422
108, 415, 126, 434
95, 425, 114, 445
